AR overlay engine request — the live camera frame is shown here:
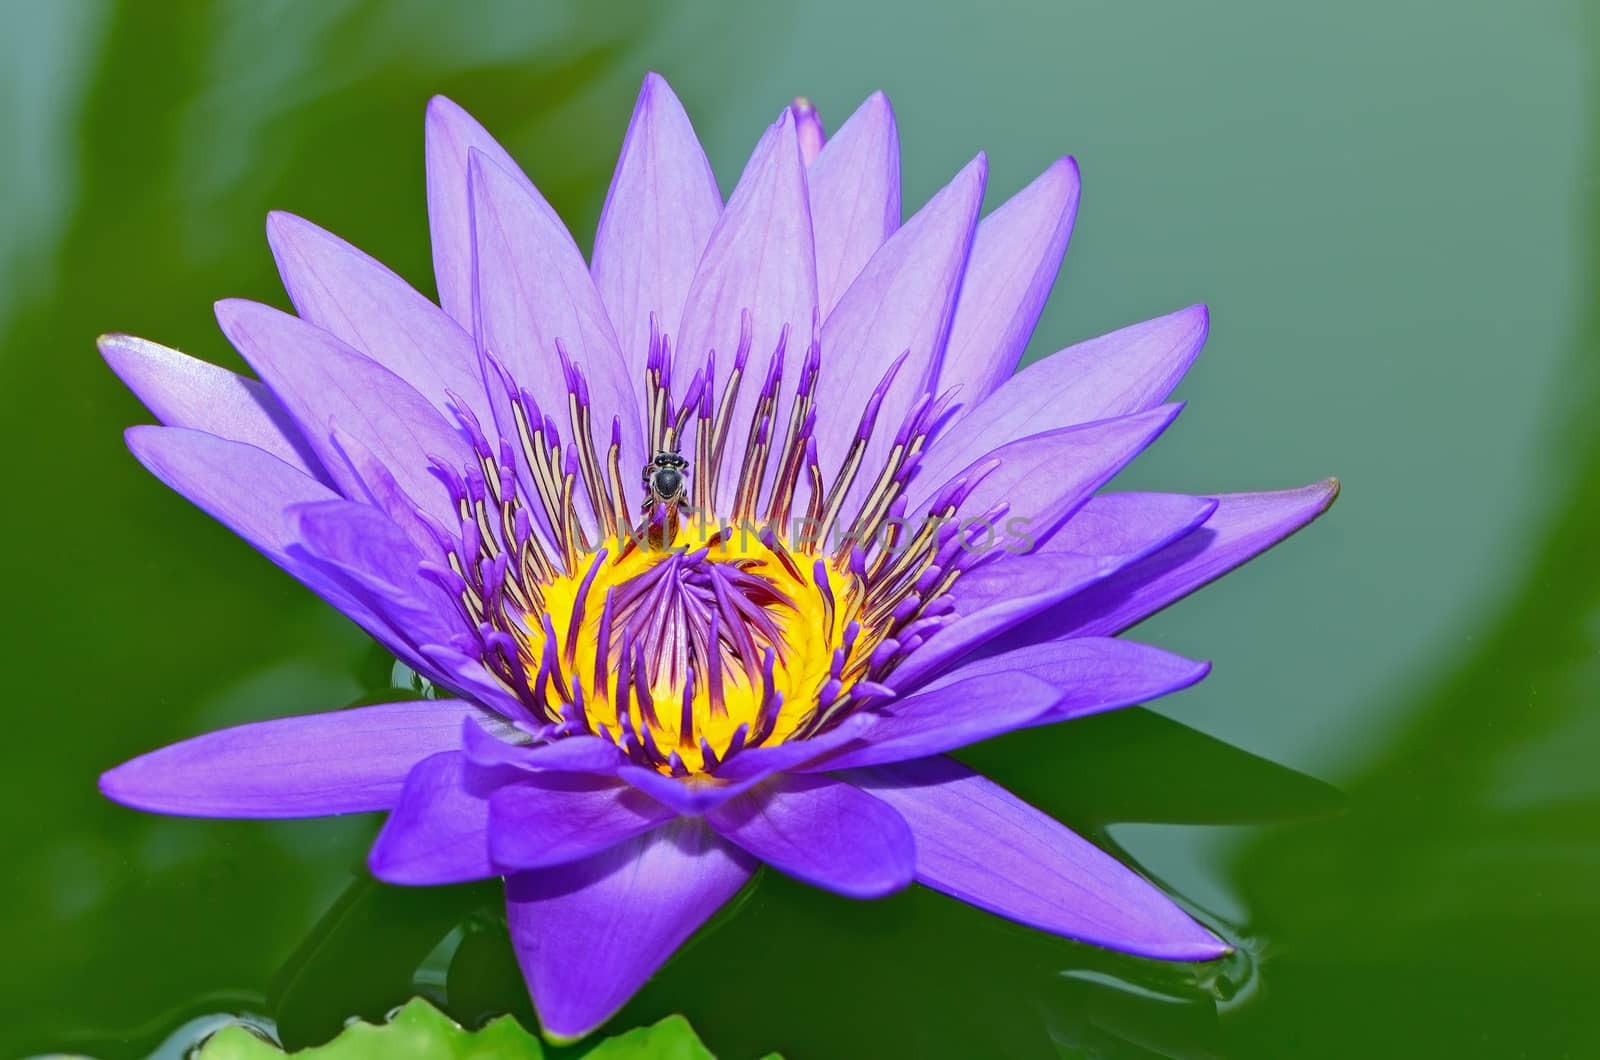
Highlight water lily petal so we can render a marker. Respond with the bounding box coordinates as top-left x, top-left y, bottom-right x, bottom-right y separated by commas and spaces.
592, 72, 722, 389
919, 305, 1208, 492
288, 498, 458, 646
938, 156, 1080, 405
461, 716, 625, 773
927, 637, 1210, 729
468, 150, 644, 470
368, 750, 499, 885
490, 772, 674, 870
805, 670, 1062, 772
815, 154, 986, 520
1005, 479, 1342, 644
213, 298, 469, 527
706, 773, 914, 898
825, 639, 1206, 772
424, 95, 532, 327
506, 818, 755, 1042
99, 333, 324, 480
937, 404, 1183, 541
890, 492, 1216, 688
100, 700, 480, 818
675, 108, 818, 512
850, 757, 1230, 959
124, 426, 374, 618
266, 211, 490, 425
808, 91, 900, 314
